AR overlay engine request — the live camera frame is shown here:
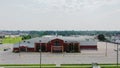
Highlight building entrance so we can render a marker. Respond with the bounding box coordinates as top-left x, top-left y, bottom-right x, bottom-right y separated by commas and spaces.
52, 46, 63, 52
